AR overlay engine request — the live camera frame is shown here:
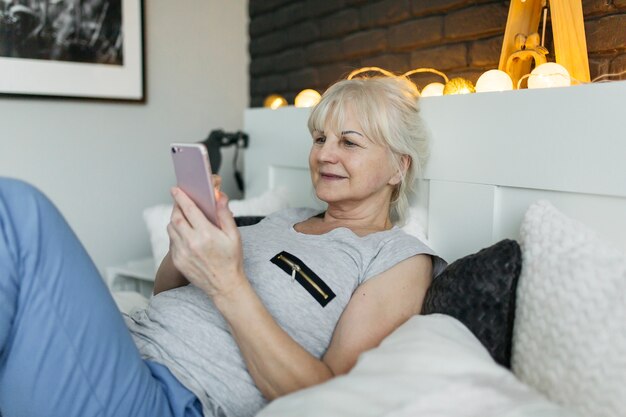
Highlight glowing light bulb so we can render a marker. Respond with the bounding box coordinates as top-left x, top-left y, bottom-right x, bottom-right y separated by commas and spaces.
263, 94, 288, 109
527, 63, 571, 89
294, 89, 321, 108
475, 70, 513, 93
420, 82, 445, 97
443, 77, 475, 95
